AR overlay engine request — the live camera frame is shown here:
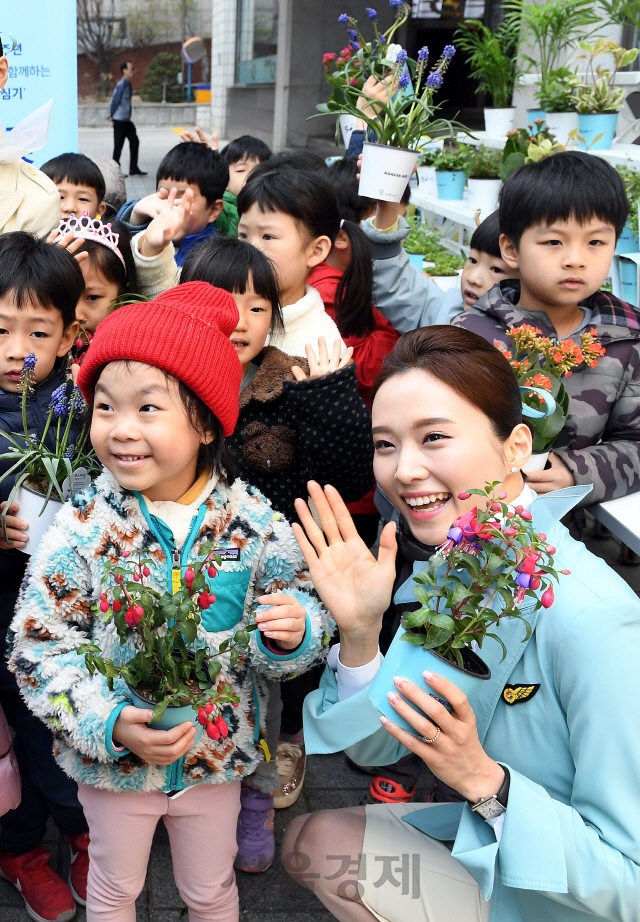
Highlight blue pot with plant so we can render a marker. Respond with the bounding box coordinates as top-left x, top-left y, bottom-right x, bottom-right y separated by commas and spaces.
572, 40, 638, 150
433, 146, 470, 200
